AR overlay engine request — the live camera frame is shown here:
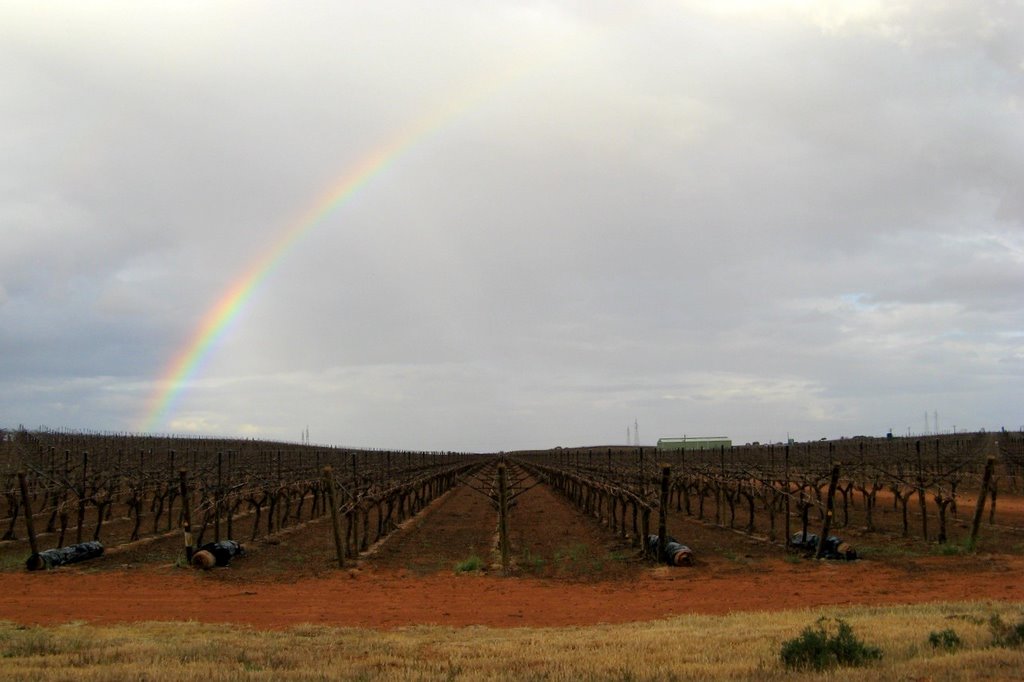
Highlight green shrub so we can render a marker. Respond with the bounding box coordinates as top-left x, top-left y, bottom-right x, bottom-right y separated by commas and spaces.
989, 614, 1024, 647
936, 543, 966, 556
779, 617, 882, 671
454, 555, 484, 573
928, 628, 961, 651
